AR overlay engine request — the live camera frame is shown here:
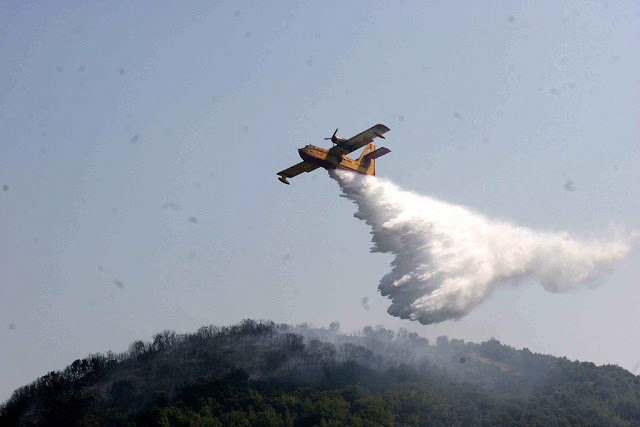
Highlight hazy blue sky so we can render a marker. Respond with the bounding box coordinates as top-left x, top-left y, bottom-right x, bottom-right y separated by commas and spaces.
1, 1, 638, 401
